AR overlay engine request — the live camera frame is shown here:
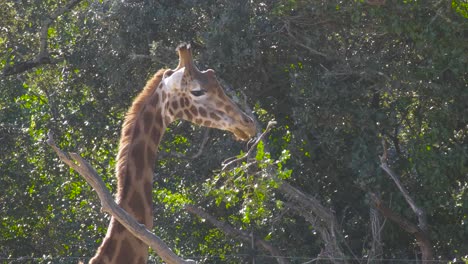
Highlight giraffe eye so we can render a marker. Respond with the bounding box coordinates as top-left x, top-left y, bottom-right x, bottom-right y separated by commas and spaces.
190, 90, 205, 97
